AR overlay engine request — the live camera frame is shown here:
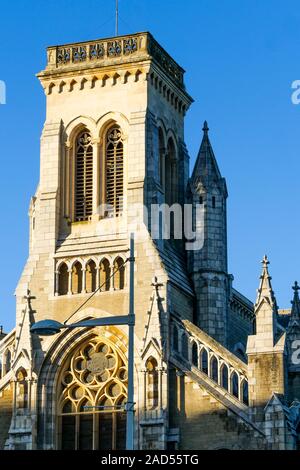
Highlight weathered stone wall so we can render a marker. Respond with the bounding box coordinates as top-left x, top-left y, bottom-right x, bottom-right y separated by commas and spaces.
168, 370, 267, 450
248, 353, 285, 407
0, 384, 13, 449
